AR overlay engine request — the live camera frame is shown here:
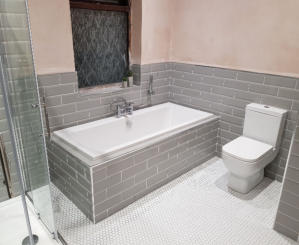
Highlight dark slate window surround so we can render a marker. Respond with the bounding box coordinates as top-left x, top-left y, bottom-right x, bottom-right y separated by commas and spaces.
71, 7, 129, 88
